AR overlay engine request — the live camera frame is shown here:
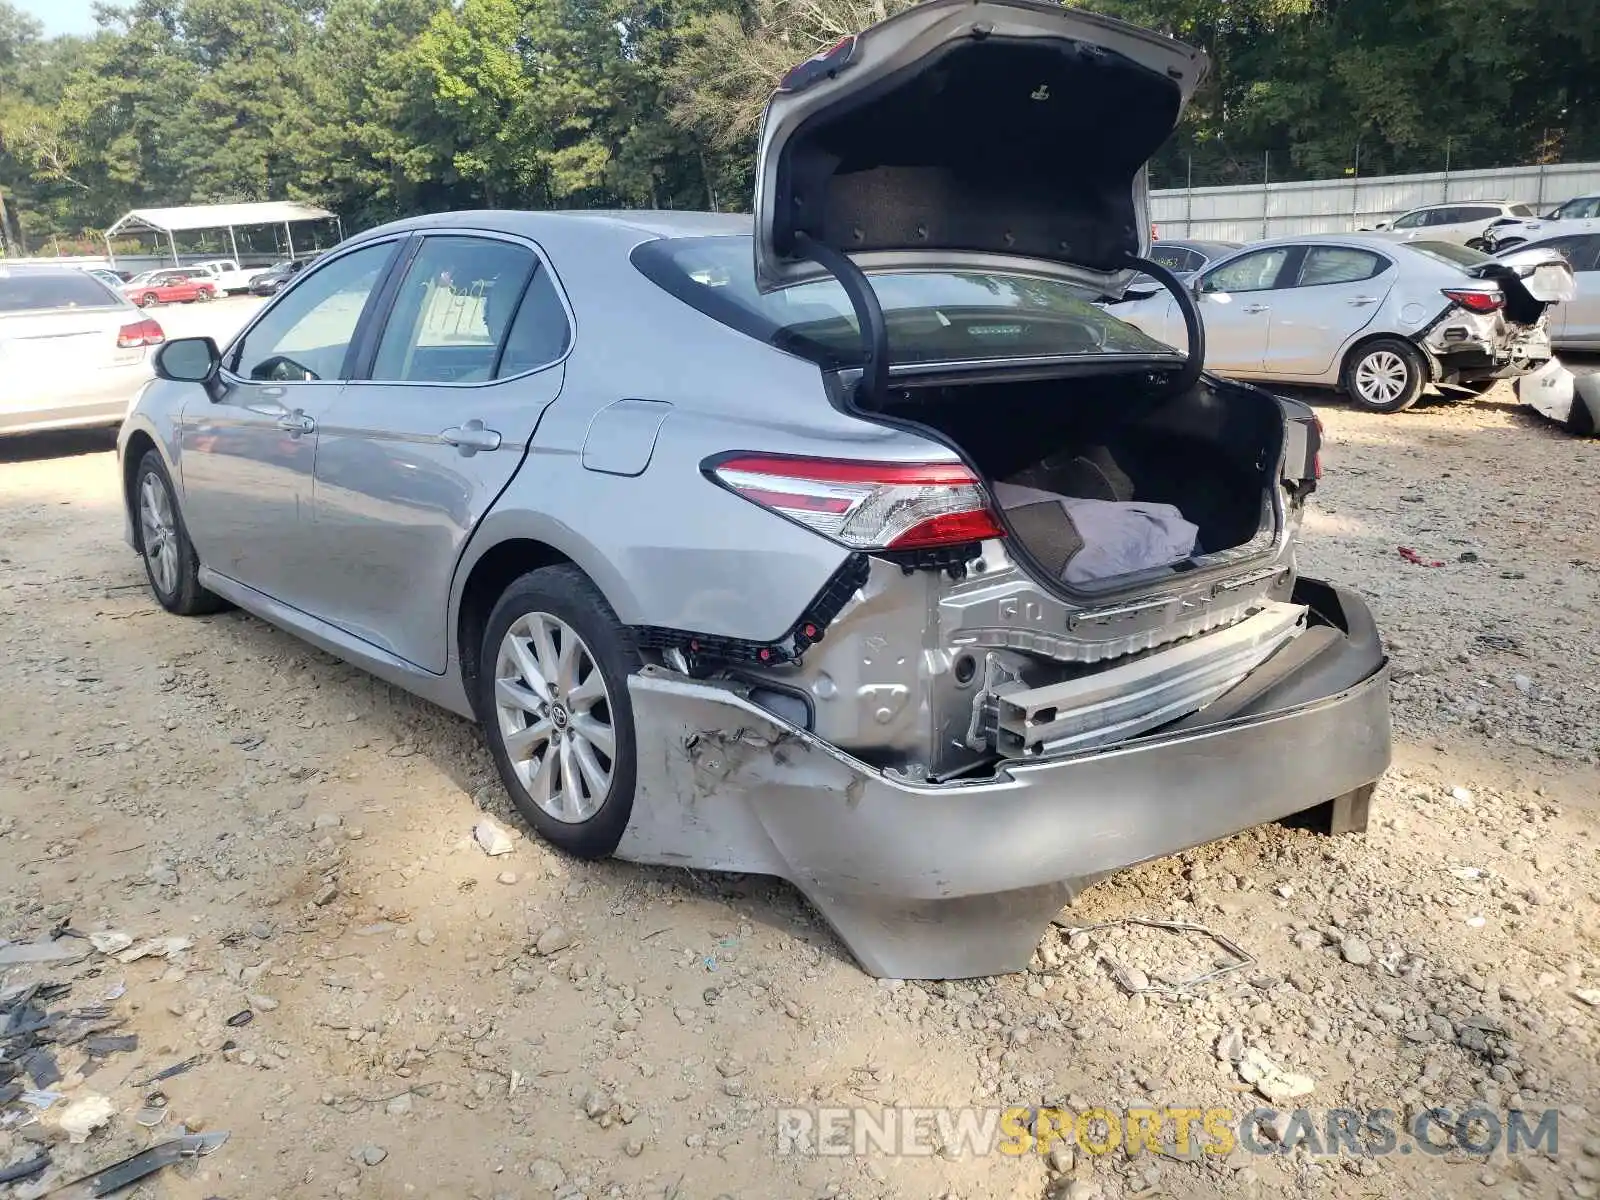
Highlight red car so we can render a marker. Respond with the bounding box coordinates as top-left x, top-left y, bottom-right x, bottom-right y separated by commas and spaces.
122, 271, 216, 308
